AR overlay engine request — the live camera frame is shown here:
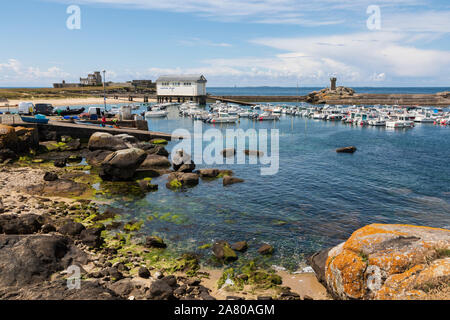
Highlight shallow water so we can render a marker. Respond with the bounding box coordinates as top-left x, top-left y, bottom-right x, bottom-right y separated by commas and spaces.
96, 104, 449, 270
